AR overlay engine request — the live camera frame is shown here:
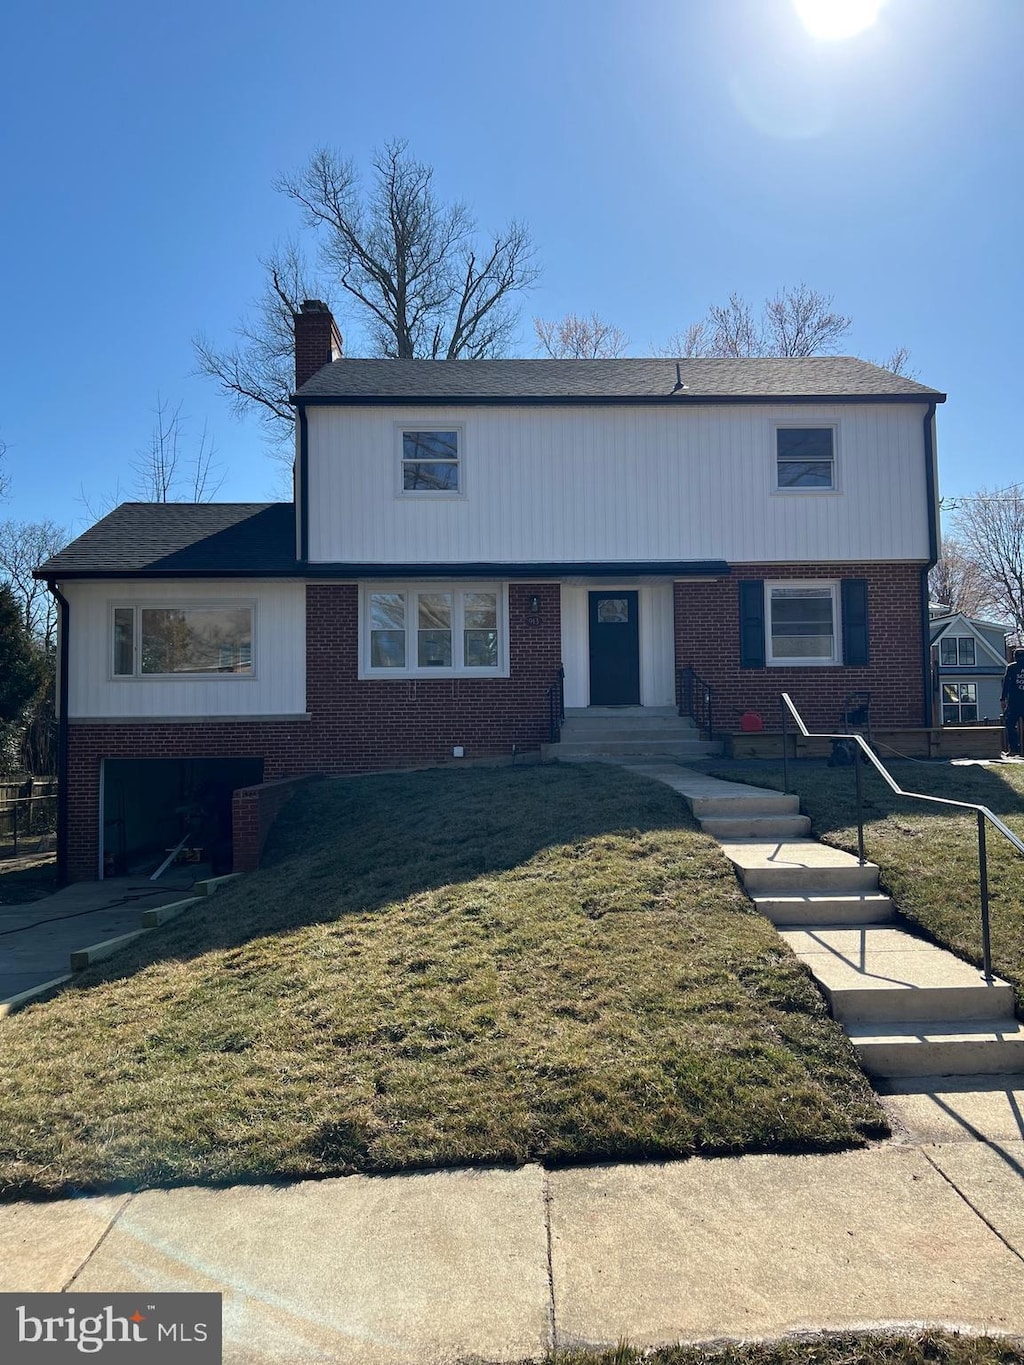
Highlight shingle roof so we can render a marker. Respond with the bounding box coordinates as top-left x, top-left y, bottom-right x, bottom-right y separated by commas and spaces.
35, 503, 296, 578
295, 356, 945, 403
